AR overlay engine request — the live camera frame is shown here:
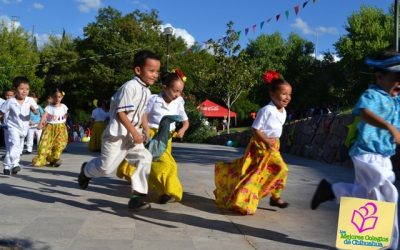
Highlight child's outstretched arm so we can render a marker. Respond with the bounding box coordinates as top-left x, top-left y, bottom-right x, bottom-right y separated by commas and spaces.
141, 113, 150, 143
37, 111, 48, 130
361, 108, 400, 144
175, 120, 189, 138
117, 111, 143, 144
